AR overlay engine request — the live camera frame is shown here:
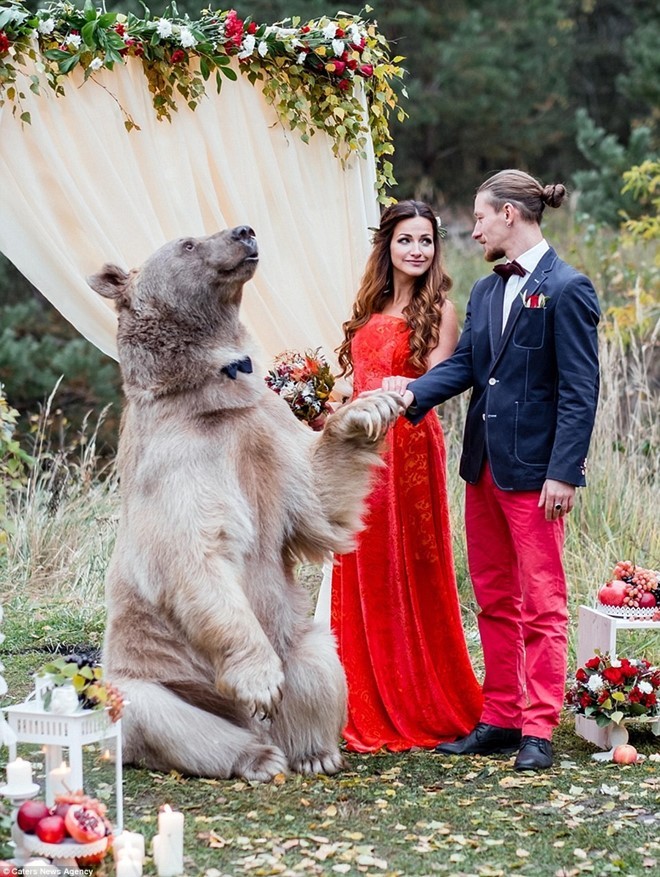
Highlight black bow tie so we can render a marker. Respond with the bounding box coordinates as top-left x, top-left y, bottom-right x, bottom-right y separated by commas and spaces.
221, 356, 253, 380
493, 260, 526, 281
